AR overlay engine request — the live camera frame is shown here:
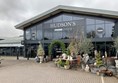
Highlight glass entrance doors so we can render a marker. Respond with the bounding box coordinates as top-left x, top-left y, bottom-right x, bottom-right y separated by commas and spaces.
94, 42, 116, 57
